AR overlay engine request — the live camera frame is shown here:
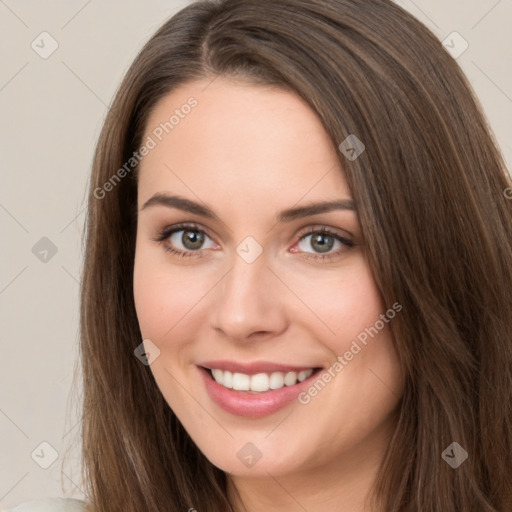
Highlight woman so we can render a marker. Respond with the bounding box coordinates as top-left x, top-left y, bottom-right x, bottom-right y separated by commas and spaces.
8, 0, 512, 510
